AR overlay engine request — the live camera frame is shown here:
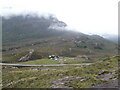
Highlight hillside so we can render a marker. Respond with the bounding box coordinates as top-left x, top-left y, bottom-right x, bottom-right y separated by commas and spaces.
2, 15, 67, 43
2, 55, 119, 88
102, 34, 118, 44
2, 15, 118, 63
